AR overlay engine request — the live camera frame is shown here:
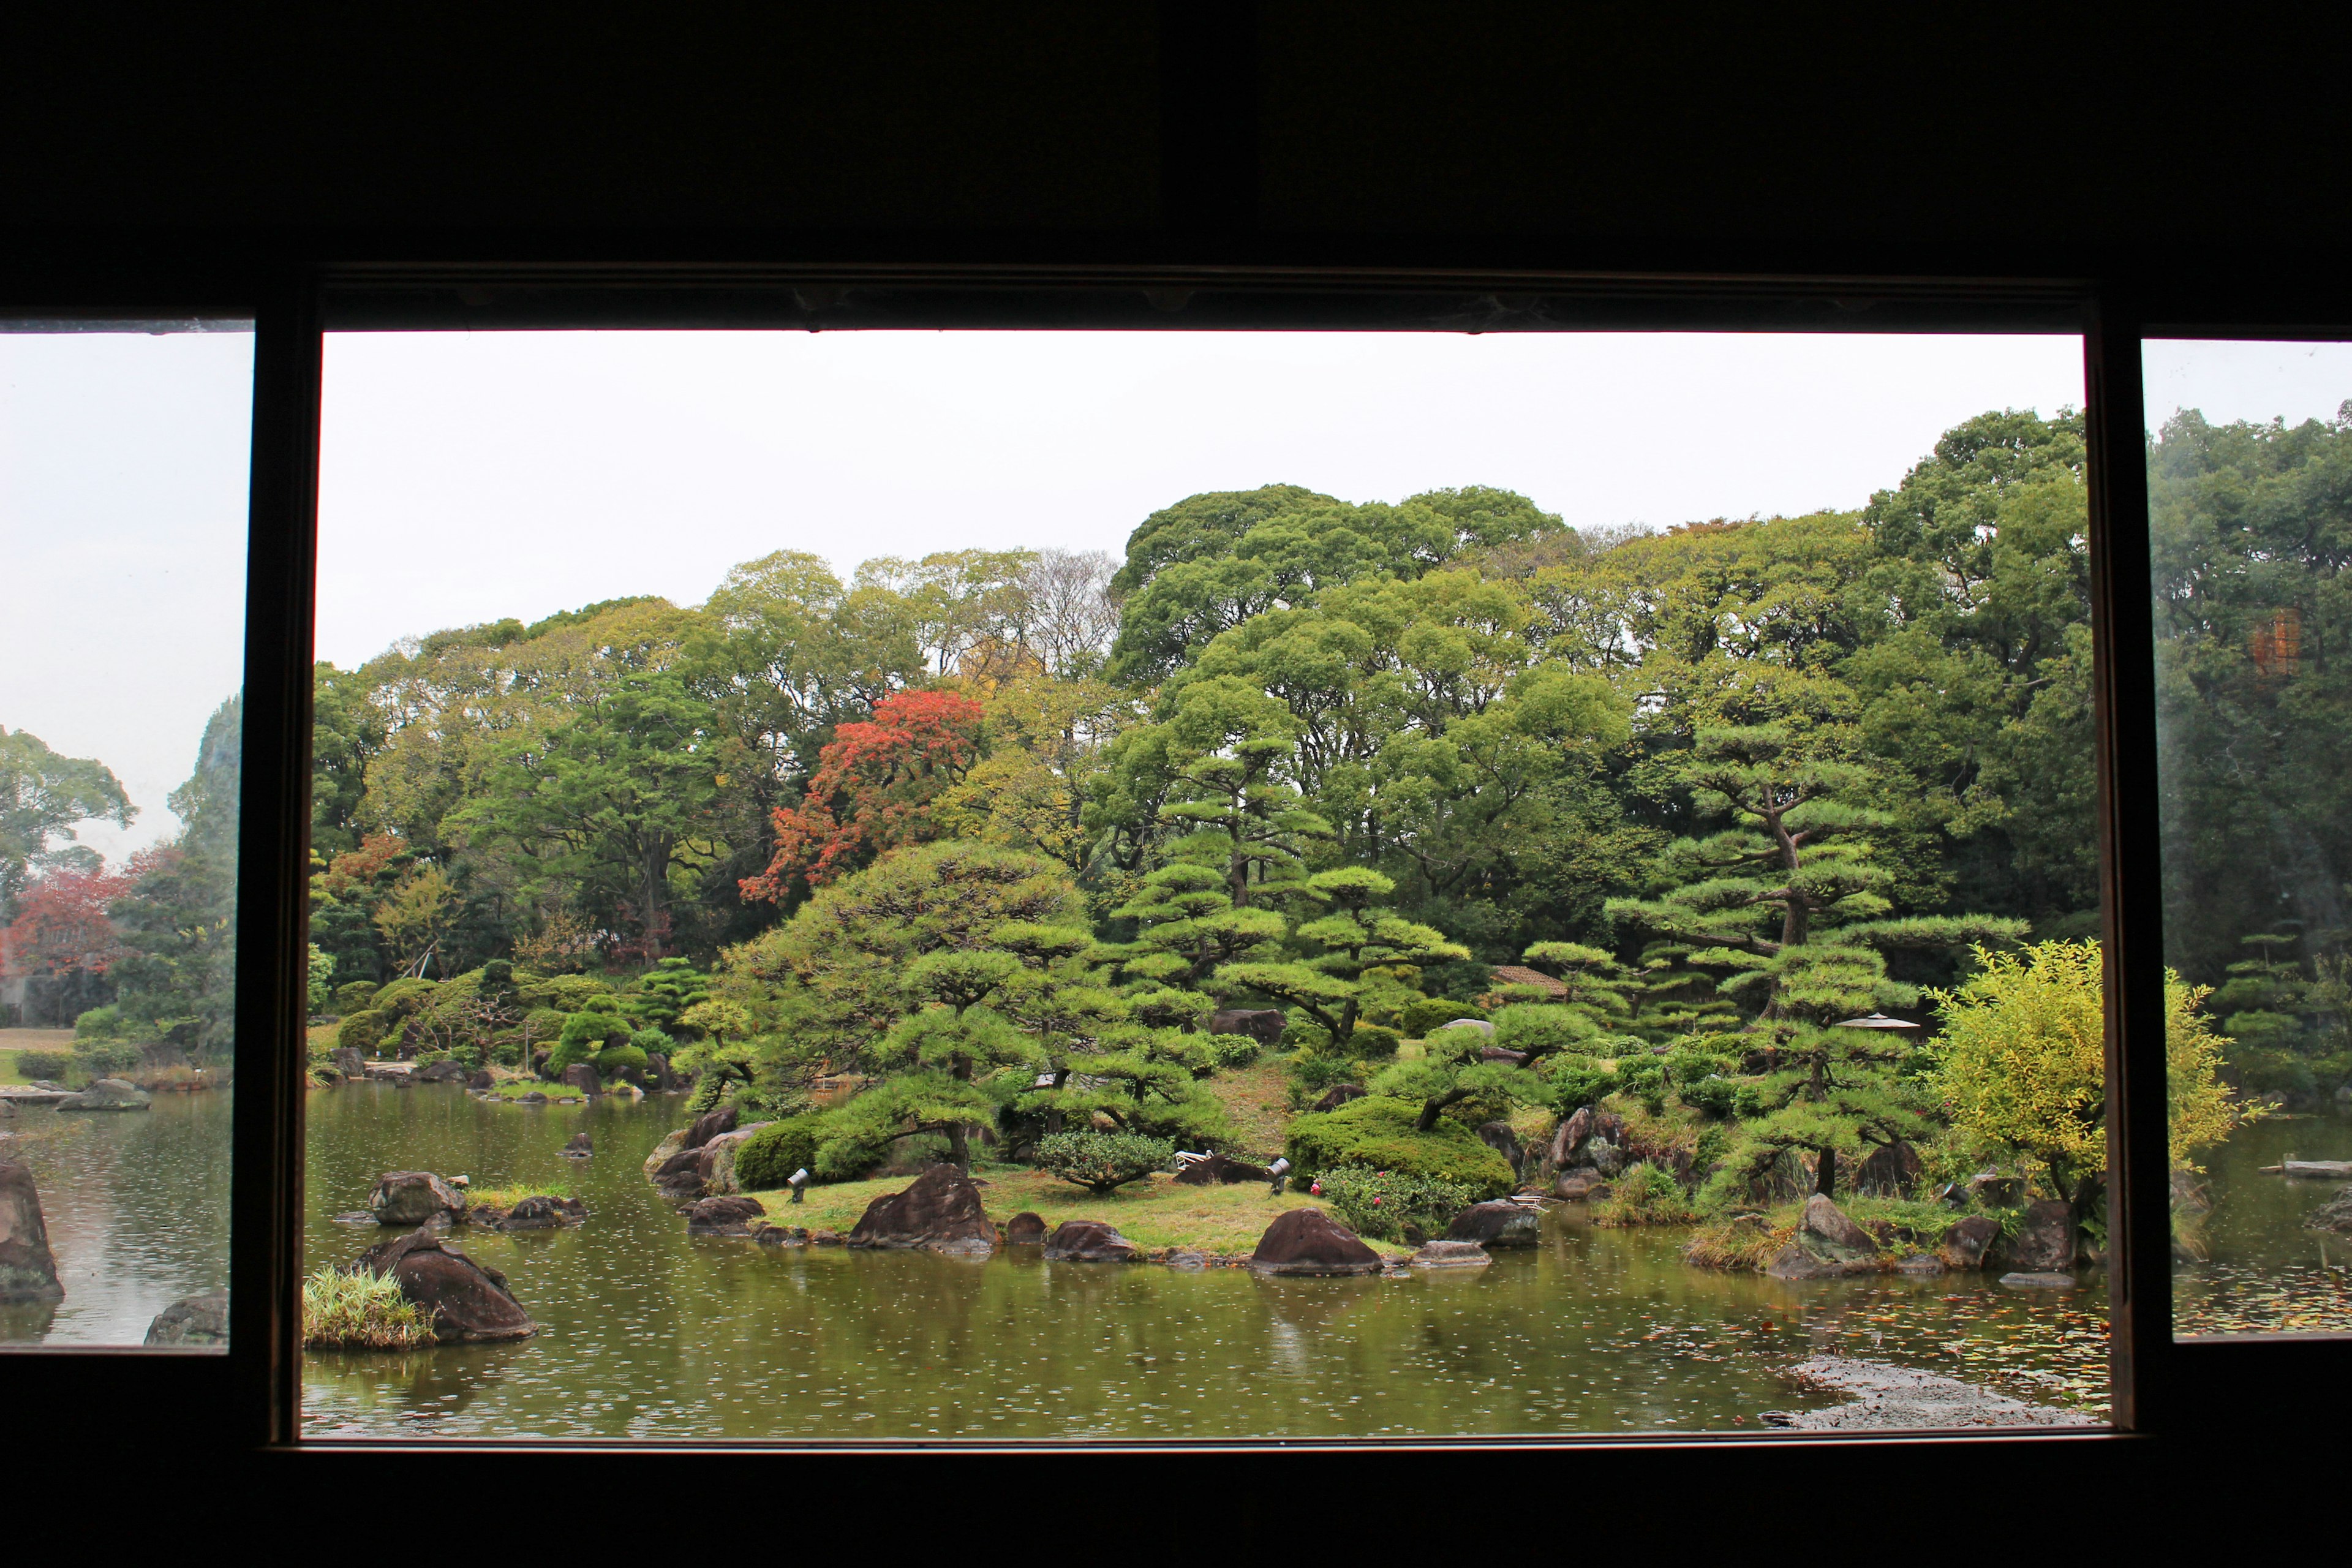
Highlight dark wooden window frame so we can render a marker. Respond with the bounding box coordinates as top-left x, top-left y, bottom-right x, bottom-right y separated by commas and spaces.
7, 260, 2347, 1460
